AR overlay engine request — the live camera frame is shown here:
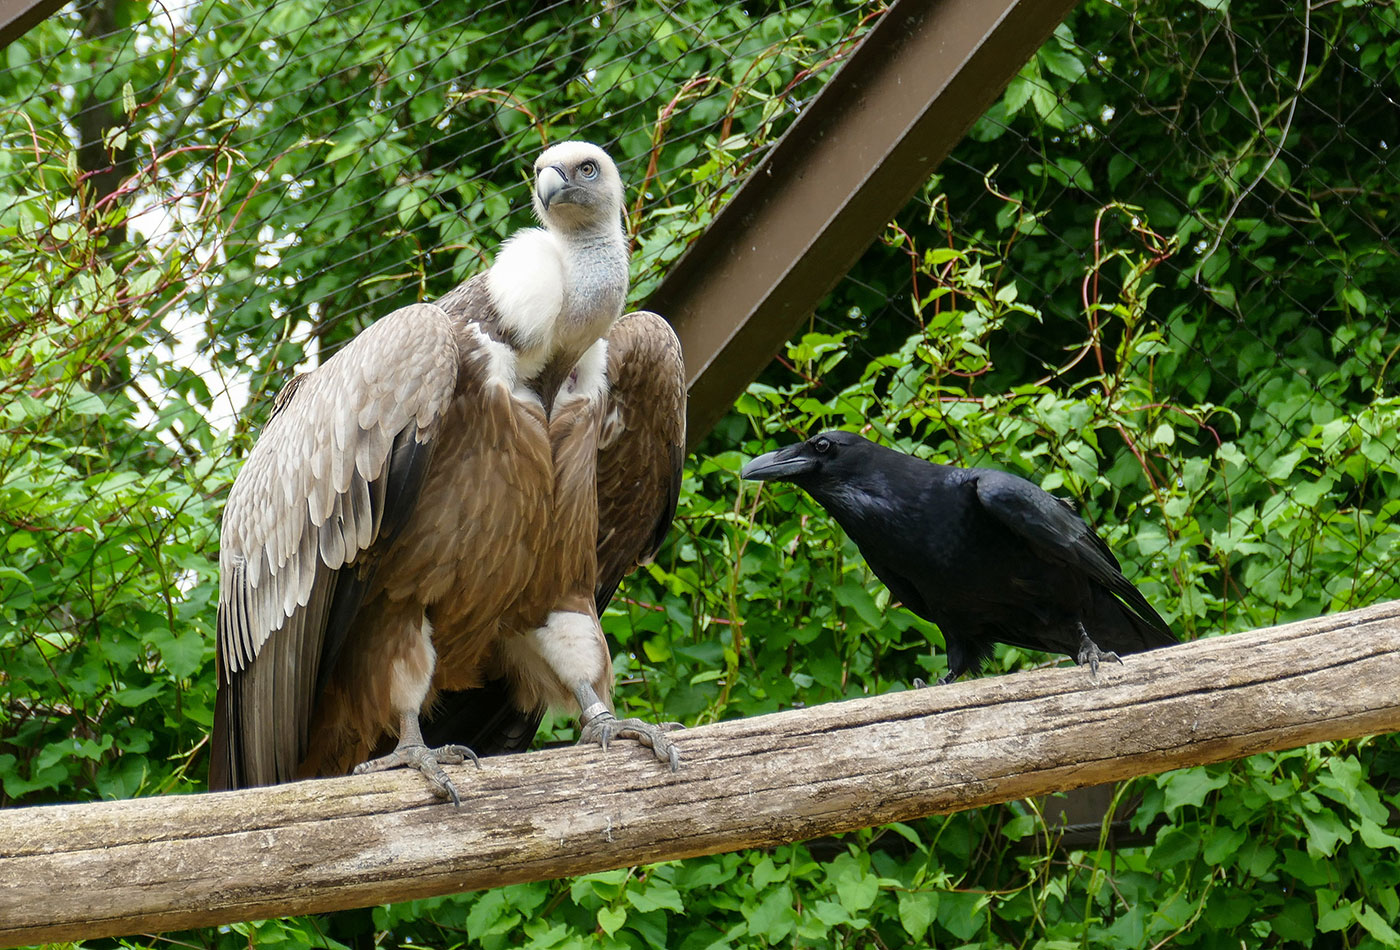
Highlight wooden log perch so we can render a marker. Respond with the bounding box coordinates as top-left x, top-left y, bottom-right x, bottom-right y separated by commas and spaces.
2, 601, 1399, 947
